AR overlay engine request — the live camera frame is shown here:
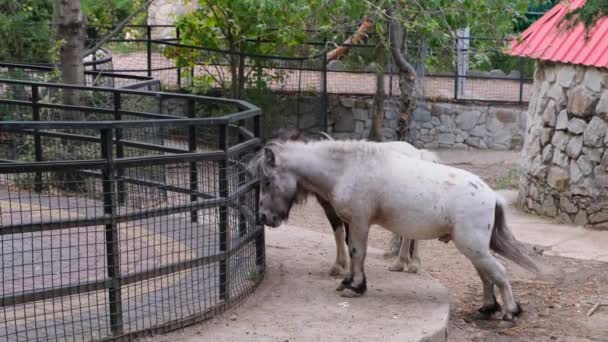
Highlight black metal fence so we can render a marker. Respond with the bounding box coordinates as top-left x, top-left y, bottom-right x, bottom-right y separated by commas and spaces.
0, 78, 264, 341
89, 25, 533, 102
